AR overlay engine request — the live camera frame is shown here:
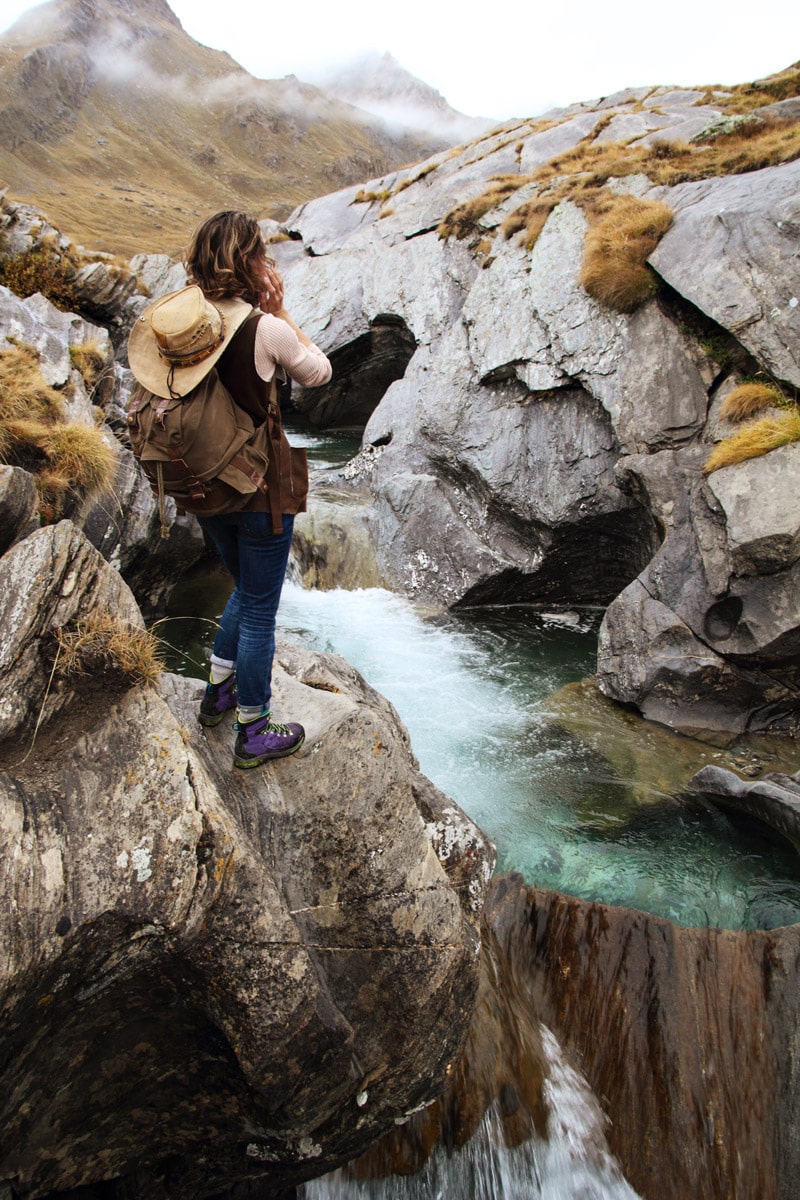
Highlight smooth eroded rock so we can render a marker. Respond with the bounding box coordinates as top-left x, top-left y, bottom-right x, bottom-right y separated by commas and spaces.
0, 641, 493, 1198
